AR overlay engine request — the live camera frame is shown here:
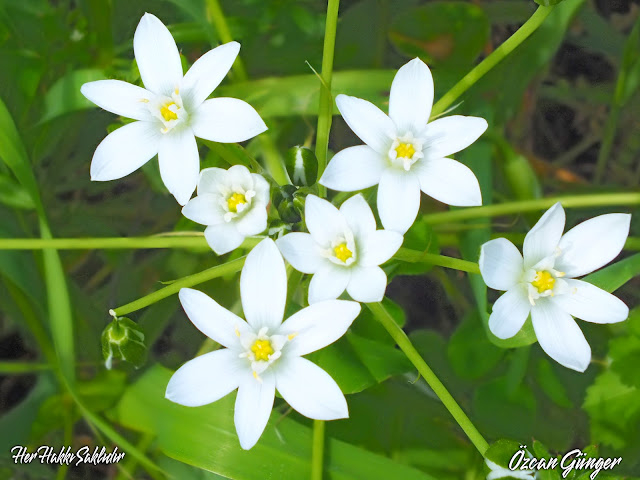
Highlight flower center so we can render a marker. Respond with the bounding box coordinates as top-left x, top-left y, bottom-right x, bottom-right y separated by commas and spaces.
227, 192, 247, 213
250, 339, 274, 362
147, 88, 188, 134
395, 143, 416, 159
334, 243, 353, 262
388, 133, 424, 171
160, 102, 179, 121
531, 270, 555, 293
